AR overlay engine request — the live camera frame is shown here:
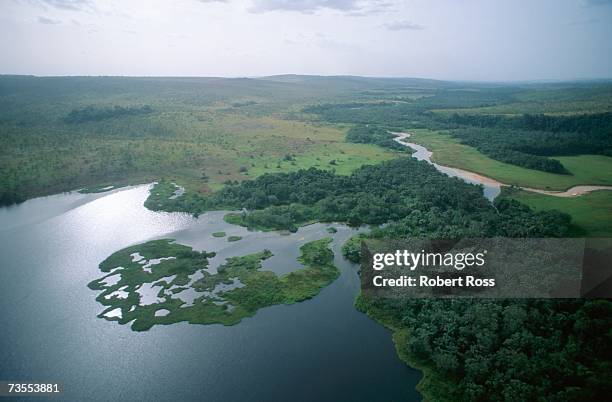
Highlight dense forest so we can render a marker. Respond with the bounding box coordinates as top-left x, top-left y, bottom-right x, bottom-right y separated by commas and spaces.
345, 125, 405, 151
64, 105, 154, 124
2, 76, 611, 401
147, 157, 571, 238
447, 111, 612, 136
449, 128, 572, 174
143, 156, 612, 401
304, 101, 612, 174
441, 112, 612, 173
357, 297, 611, 401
